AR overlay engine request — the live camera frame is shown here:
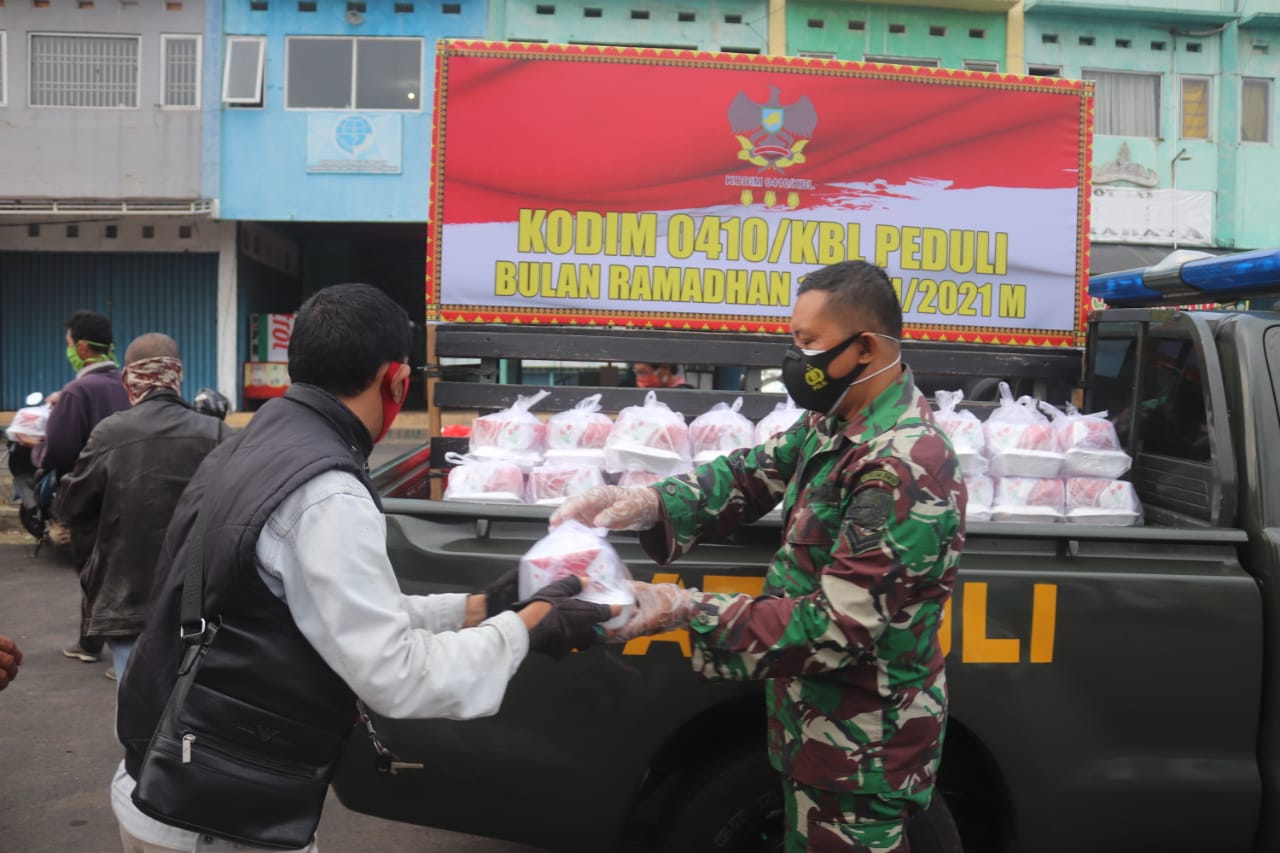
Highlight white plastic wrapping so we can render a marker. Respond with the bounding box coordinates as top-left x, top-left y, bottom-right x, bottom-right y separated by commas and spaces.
469, 389, 550, 471
518, 520, 636, 629
964, 474, 994, 523
934, 390, 988, 475
689, 397, 755, 465
5, 403, 50, 442
617, 468, 663, 489
983, 382, 1064, 478
441, 453, 526, 504
525, 463, 607, 507
754, 398, 805, 444
1064, 477, 1143, 526
991, 477, 1065, 523
543, 394, 613, 468
604, 391, 690, 475
1048, 404, 1133, 479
